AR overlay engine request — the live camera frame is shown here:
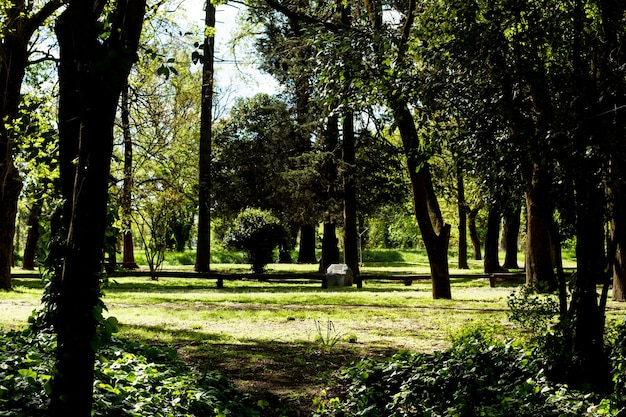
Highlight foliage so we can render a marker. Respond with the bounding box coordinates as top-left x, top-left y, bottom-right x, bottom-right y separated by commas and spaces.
211, 93, 305, 224
507, 285, 561, 341
315, 331, 601, 417
367, 204, 422, 249
0, 329, 258, 417
223, 208, 289, 273
606, 320, 626, 414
